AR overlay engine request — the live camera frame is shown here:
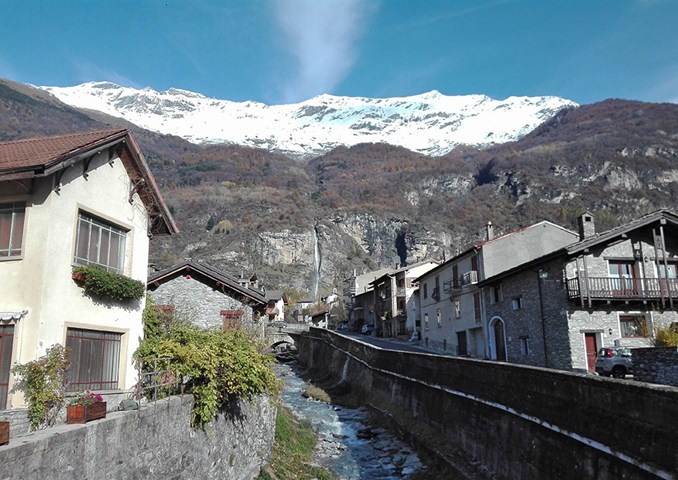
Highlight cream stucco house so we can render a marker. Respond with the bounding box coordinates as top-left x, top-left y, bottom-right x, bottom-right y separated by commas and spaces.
0, 129, 177, 409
